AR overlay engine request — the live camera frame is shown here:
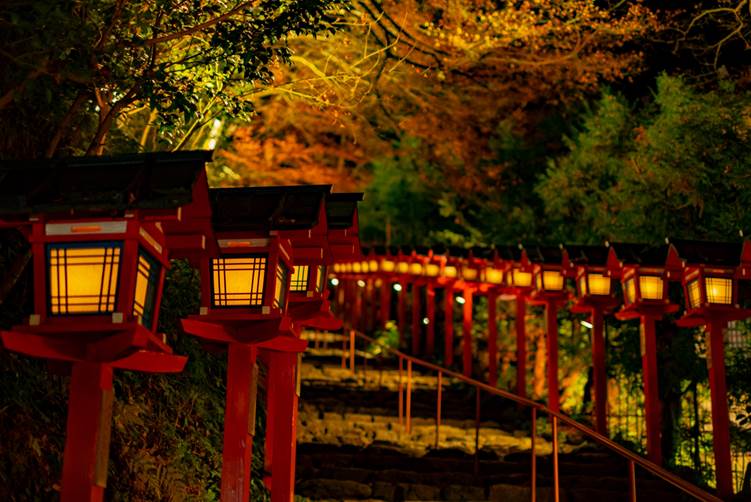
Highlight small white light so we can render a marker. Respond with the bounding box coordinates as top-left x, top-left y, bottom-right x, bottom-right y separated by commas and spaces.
357, 280, 366, 288
580, 320, 593, 329
393, 283, 403, 292
456, 296, 466, 305
330, 278, 340, 286
422, 317, 429, 325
